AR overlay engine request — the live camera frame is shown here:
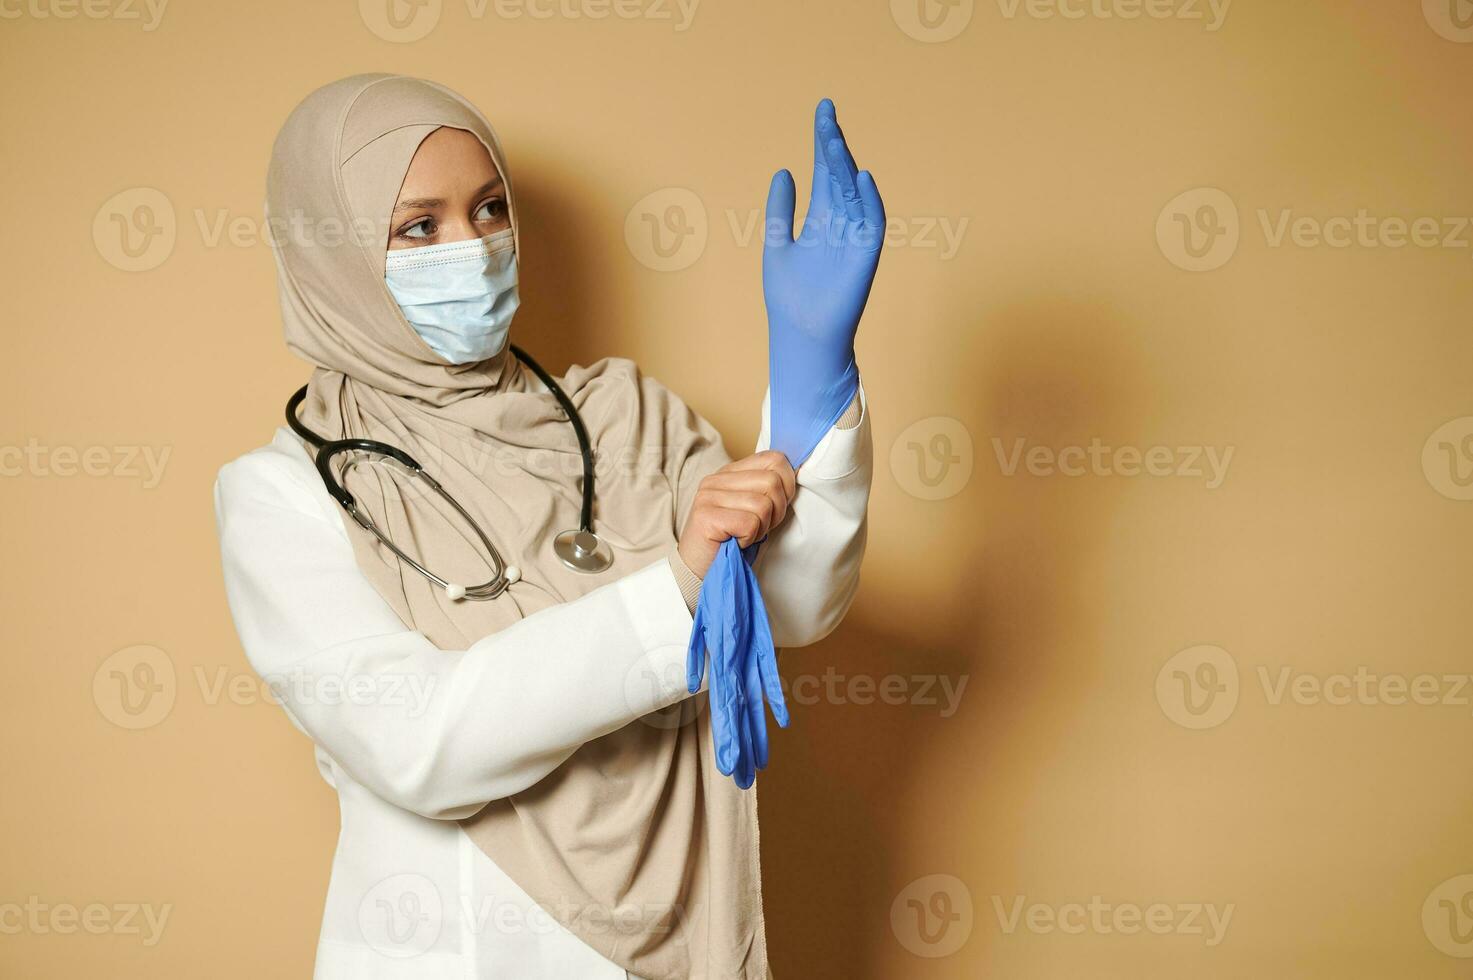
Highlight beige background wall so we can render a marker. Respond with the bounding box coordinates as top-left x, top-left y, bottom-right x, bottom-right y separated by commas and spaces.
2, 1, 1471, 976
